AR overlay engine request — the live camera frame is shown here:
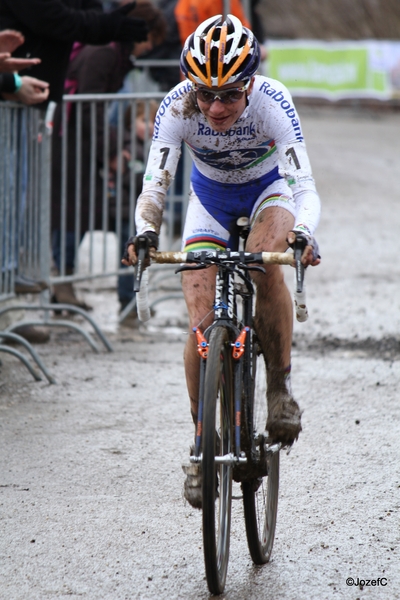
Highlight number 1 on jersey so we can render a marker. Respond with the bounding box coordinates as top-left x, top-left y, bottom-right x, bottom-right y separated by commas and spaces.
285, 147, 301, 170
159, 147, 170, 170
